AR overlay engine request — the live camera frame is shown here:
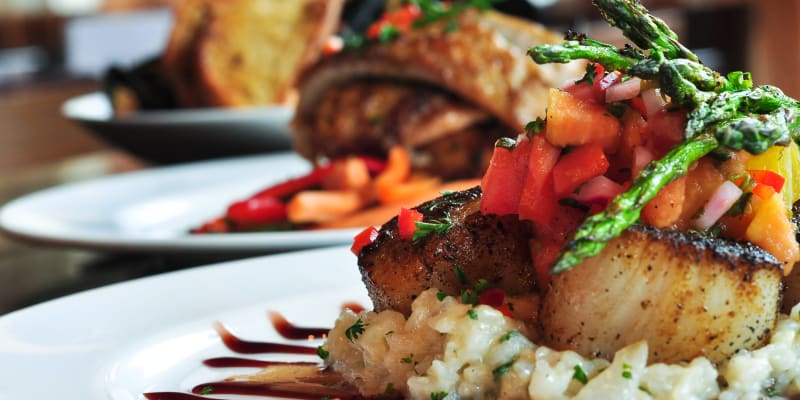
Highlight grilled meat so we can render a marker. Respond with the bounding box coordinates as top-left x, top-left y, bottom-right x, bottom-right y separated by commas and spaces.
357, 188, 784, 364
291, 10, 582, 179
